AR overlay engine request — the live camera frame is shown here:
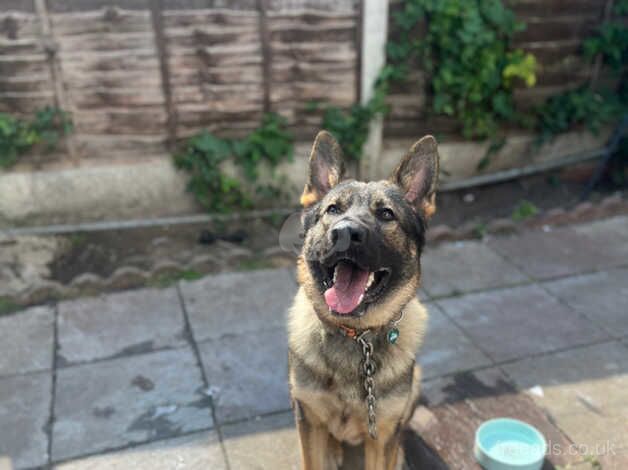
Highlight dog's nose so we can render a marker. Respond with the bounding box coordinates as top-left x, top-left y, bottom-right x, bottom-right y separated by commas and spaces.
331, 220, 367, 250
